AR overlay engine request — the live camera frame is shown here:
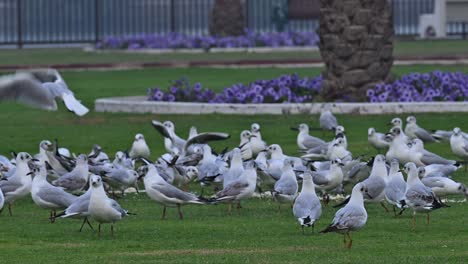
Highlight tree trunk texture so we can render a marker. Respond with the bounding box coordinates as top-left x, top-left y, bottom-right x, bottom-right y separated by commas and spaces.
318, 0, 394, 101
210, 0, 245, 36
